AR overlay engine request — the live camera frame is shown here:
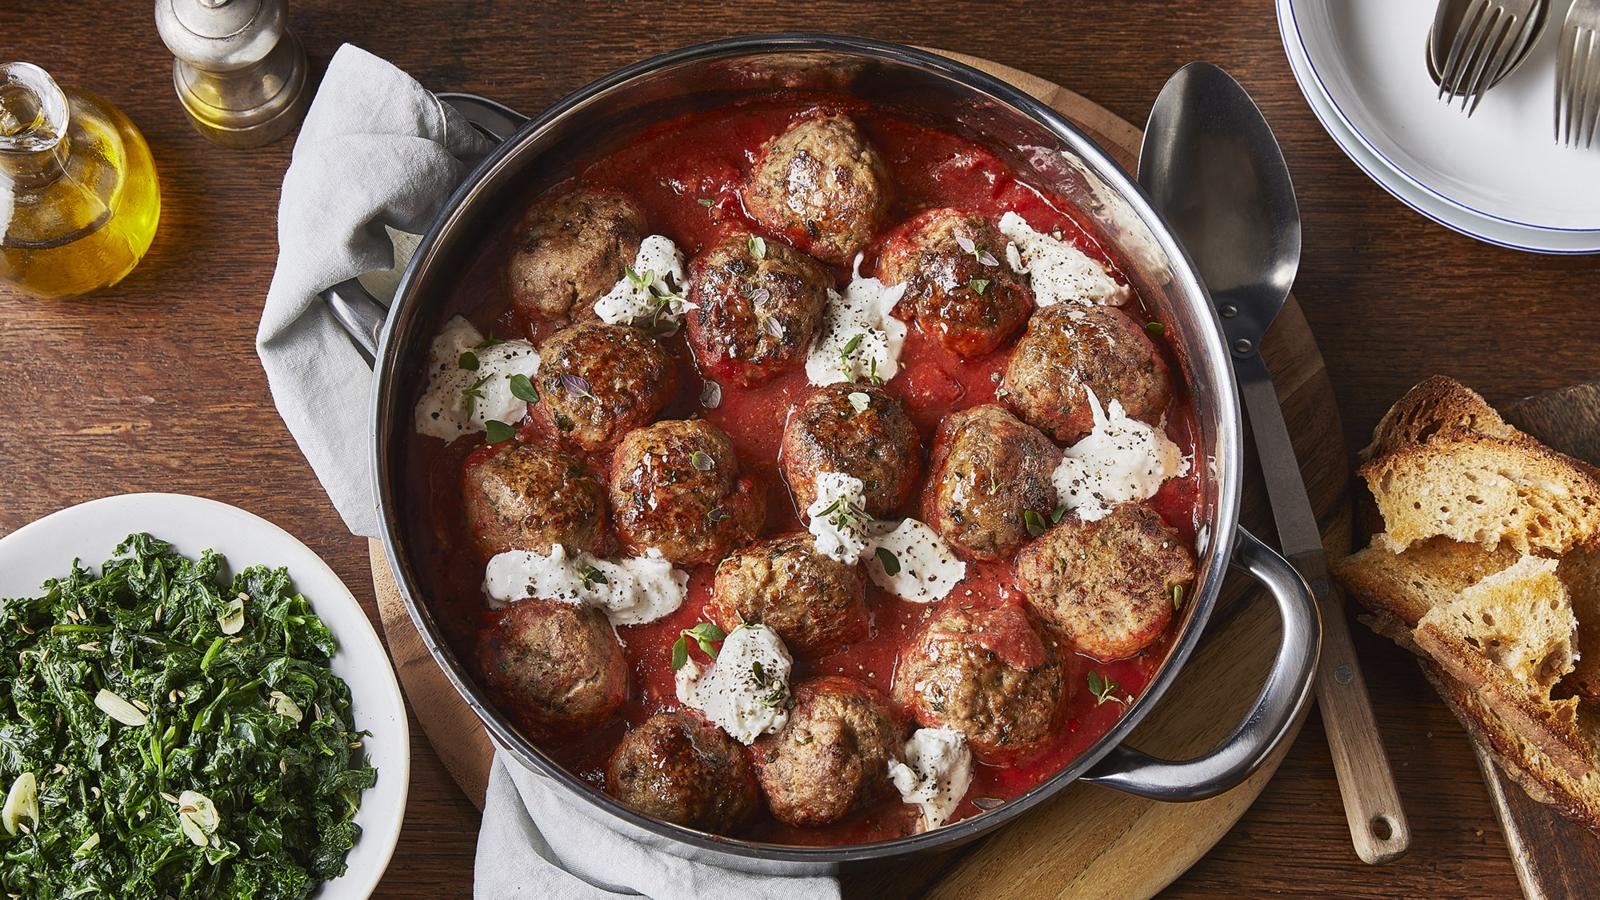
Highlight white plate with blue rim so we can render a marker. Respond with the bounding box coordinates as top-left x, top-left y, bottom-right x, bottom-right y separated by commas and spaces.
0, 493, 408, 899
1278, 0, 1600, 254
